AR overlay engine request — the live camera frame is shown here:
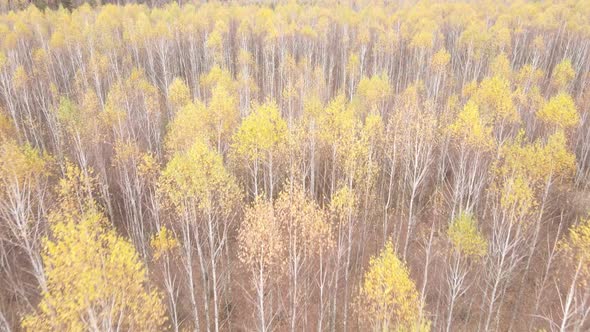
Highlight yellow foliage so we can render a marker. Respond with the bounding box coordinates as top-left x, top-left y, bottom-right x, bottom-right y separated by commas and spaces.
490, 53, 511, 80
495, 130, 576, 219
356, 73, 391, 114
200, 64, 235, 94
0, 112, 15, 141
101, 68, 160, 127
537, 92, 579, 129
22, 211, 167, 331
431, 48, 450, 71
459, 21, 493, 59
206, 28, 223, 52
447, 100, 495, 150
137, 151, 160, 181
302, 94, 324, 122
159, 140, 241, 214
514, 85, 545, 114
347, 53, 360, 76
237, 197, 284, 271
206, 80, 240, 148
54, 163, 98, 219
168, 77, 191, 111
552, 58, 575, 91
532, 35, 545, 53
461, 80, 479, 99
164, 101, 208, 154
238, 49, 253, 67
317, 94, 358, 149
474, 76, 519, 124
499, 175, 535, 217
330, 185, 357, 223
0, 140, 51, 194
0, 51, 7, 71
276, 183, 333, 255
448, 212, 488, 258
410, 27, 436, 49
151, 226, 179, 261
560, 218, 590, 287
500, 130, 576, 186
357, 241, 422, 331
12, 65, 28, 90
515, 64, 544, 87
231, 100, 288, 162
363, 113, 385, 147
